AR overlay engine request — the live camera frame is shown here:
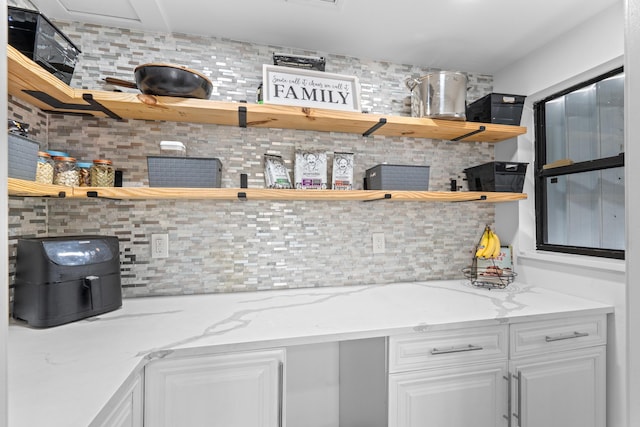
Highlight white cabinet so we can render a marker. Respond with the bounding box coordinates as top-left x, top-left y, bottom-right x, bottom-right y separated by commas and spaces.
389, 361, 508, 427
388, 325, 509, 427
508, 315, 607, 427
88, 315, 606, 427
388, 315, 607, 427
90, 373, 143, 427
509, 347, 606, 427
144, 348, 285, 427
